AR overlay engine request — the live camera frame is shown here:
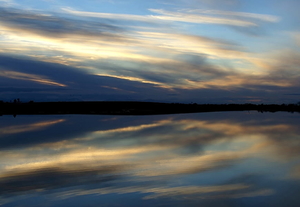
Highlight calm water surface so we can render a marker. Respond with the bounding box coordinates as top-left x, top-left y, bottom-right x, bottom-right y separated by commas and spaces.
0, 112, 300, 206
